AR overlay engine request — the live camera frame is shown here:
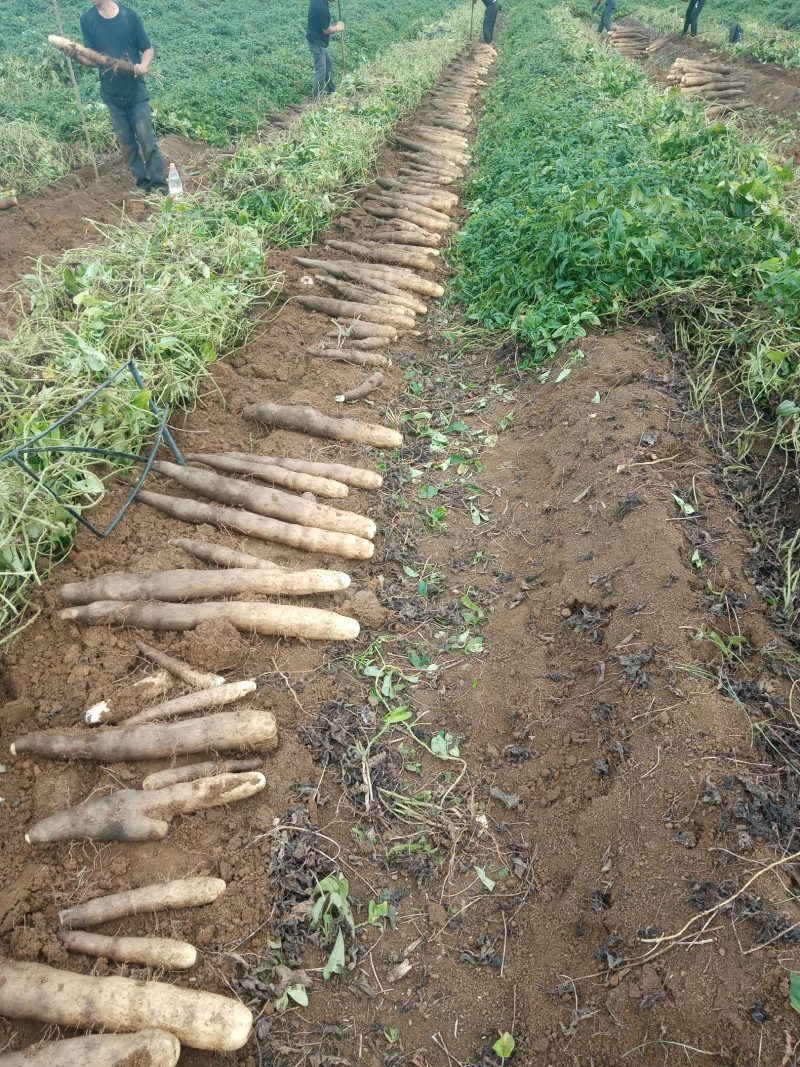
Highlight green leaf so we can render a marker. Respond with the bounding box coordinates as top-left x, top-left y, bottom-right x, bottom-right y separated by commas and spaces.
323, 929, 346, 980
383, 706, 412, 724
493, 1033, 515, 1061
777, 399, 799, 418
691, 549, 703, 569
591, 390, 601, 404
790, 972, 800, 1014
671, 493, 695, 516
554, 366, 572, 383
475, 866, 496, 891
286, 984, 309, 1007
368, 899, 390, 925
403, 565, 419, 577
